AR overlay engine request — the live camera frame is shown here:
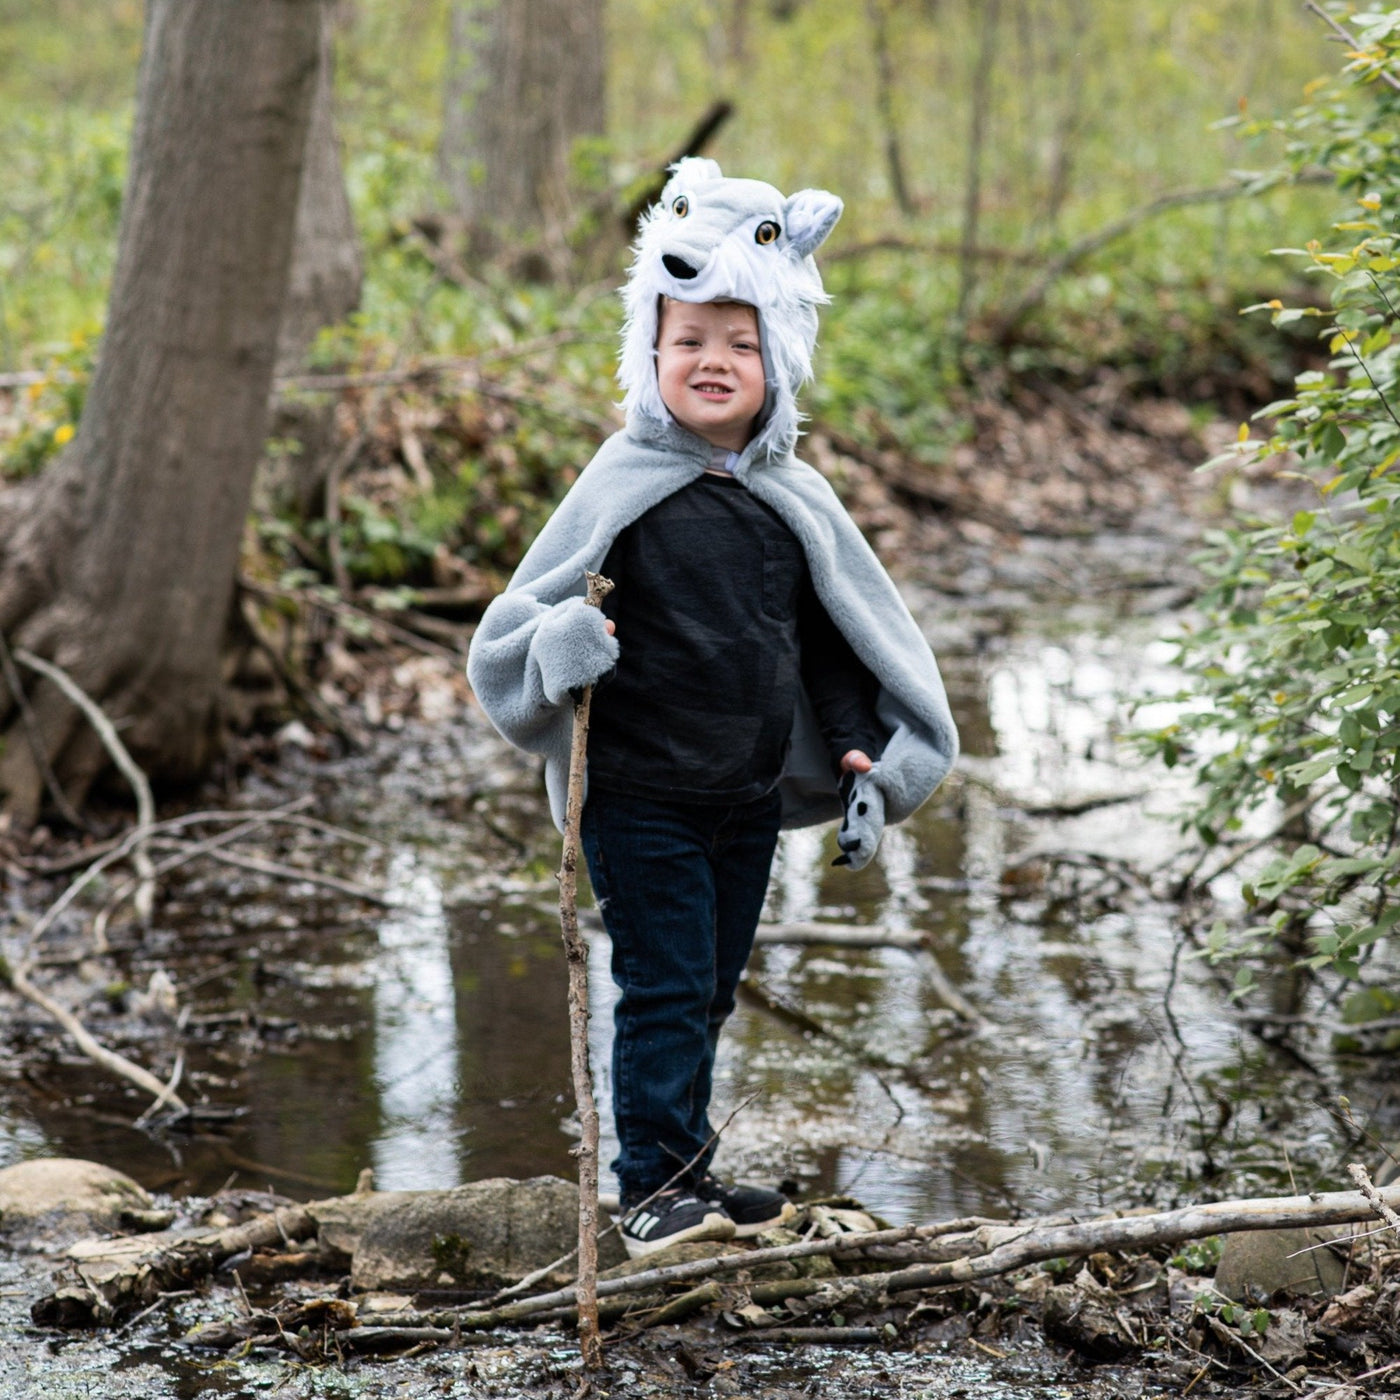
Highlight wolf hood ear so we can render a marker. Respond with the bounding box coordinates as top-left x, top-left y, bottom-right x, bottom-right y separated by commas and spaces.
783, 188, 843, 258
